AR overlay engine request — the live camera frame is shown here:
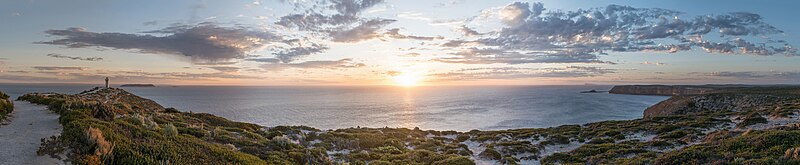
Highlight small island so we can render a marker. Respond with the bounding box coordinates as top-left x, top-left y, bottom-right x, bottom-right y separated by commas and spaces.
580, 89, 604, 93
119, 84, 156, 87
